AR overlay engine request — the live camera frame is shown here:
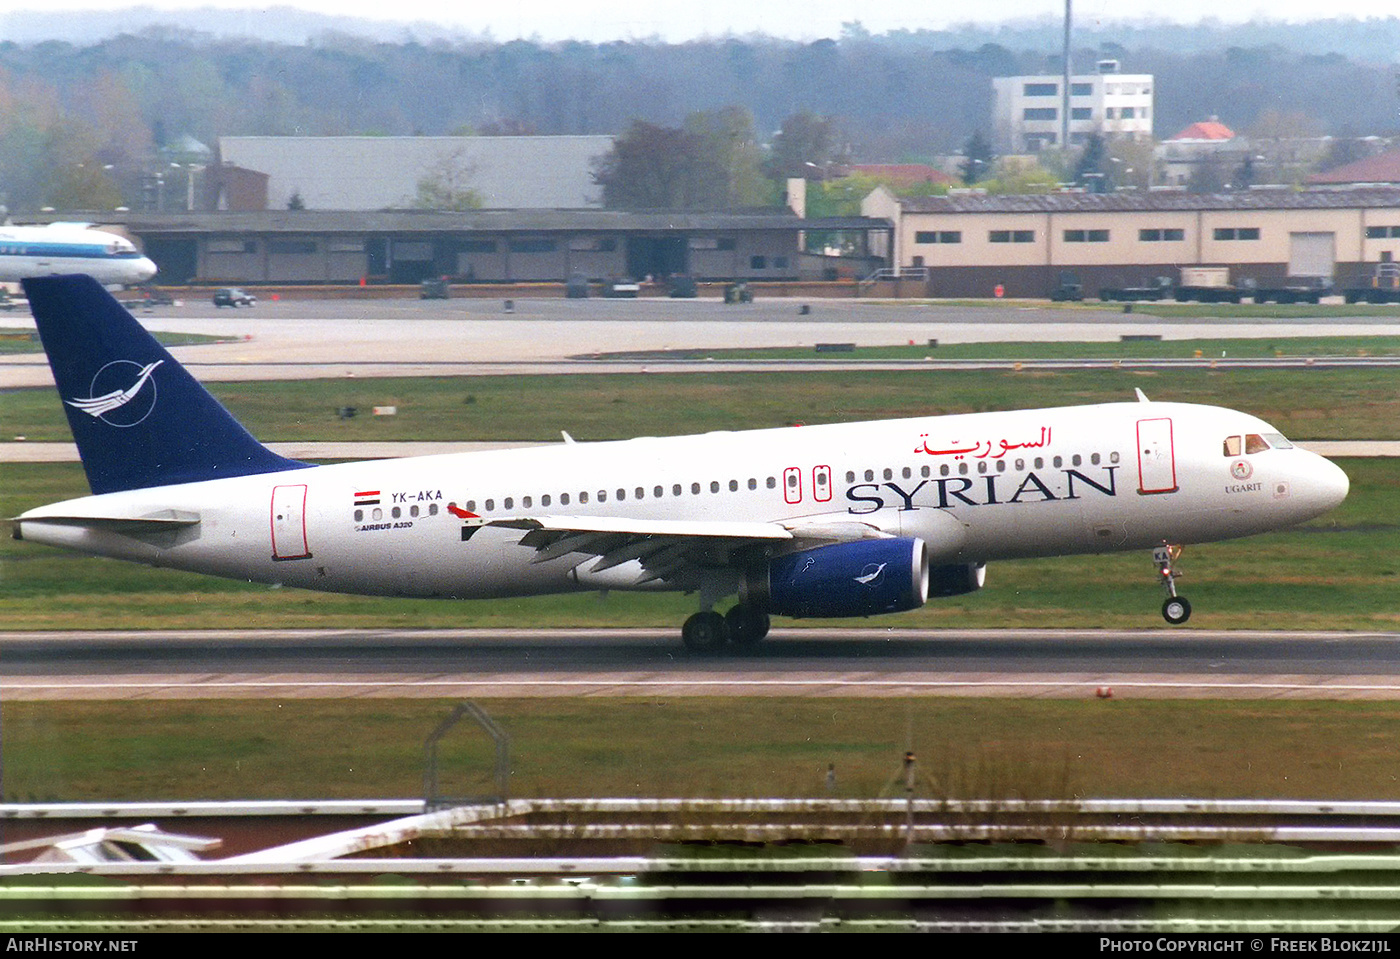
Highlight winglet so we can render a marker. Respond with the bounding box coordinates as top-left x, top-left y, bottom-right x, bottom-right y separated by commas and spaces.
1135, 388, 1151, 403
561, 430, 576, 444
23, 274, 307, 495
